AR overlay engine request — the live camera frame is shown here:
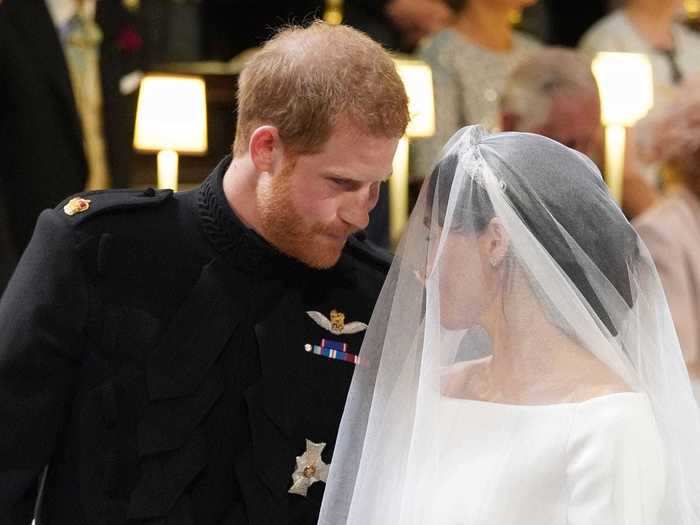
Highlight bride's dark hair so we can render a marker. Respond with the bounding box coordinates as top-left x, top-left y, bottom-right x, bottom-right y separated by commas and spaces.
425, 132, 639, 335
